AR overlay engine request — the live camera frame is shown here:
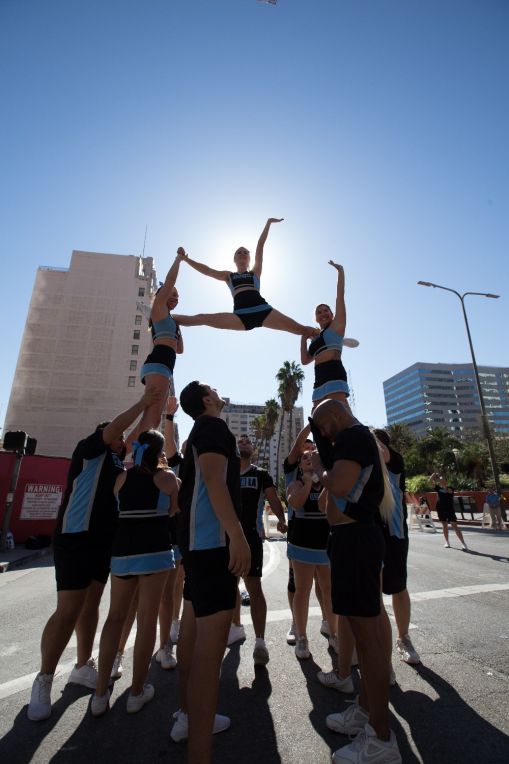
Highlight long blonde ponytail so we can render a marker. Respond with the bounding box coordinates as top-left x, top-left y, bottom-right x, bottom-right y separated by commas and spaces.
372, 433, 397, 523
